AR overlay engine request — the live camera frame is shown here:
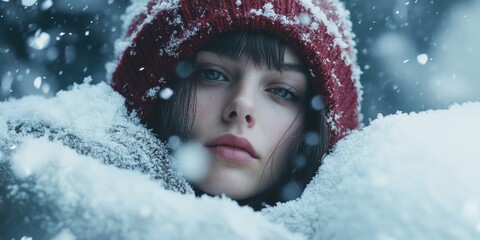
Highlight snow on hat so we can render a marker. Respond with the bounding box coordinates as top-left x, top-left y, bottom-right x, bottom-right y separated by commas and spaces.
108, 0, 362, 146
